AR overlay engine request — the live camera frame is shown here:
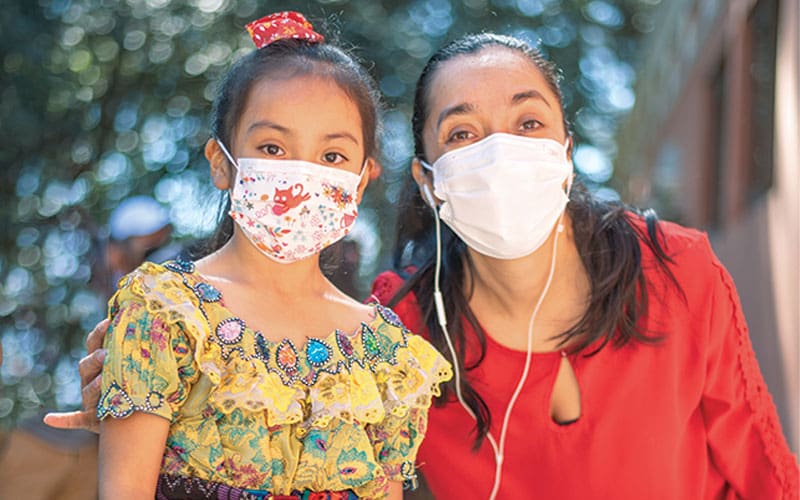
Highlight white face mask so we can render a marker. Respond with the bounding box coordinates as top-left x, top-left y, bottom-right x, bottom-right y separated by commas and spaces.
217, 140, 363, 263
423, 133, 573, 259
